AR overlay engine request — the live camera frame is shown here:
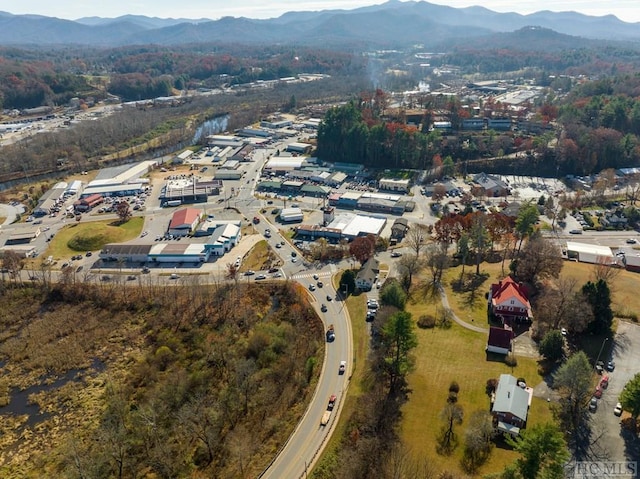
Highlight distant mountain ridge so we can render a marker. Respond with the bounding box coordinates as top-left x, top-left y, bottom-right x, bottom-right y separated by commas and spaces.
0, 1, 639, 48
